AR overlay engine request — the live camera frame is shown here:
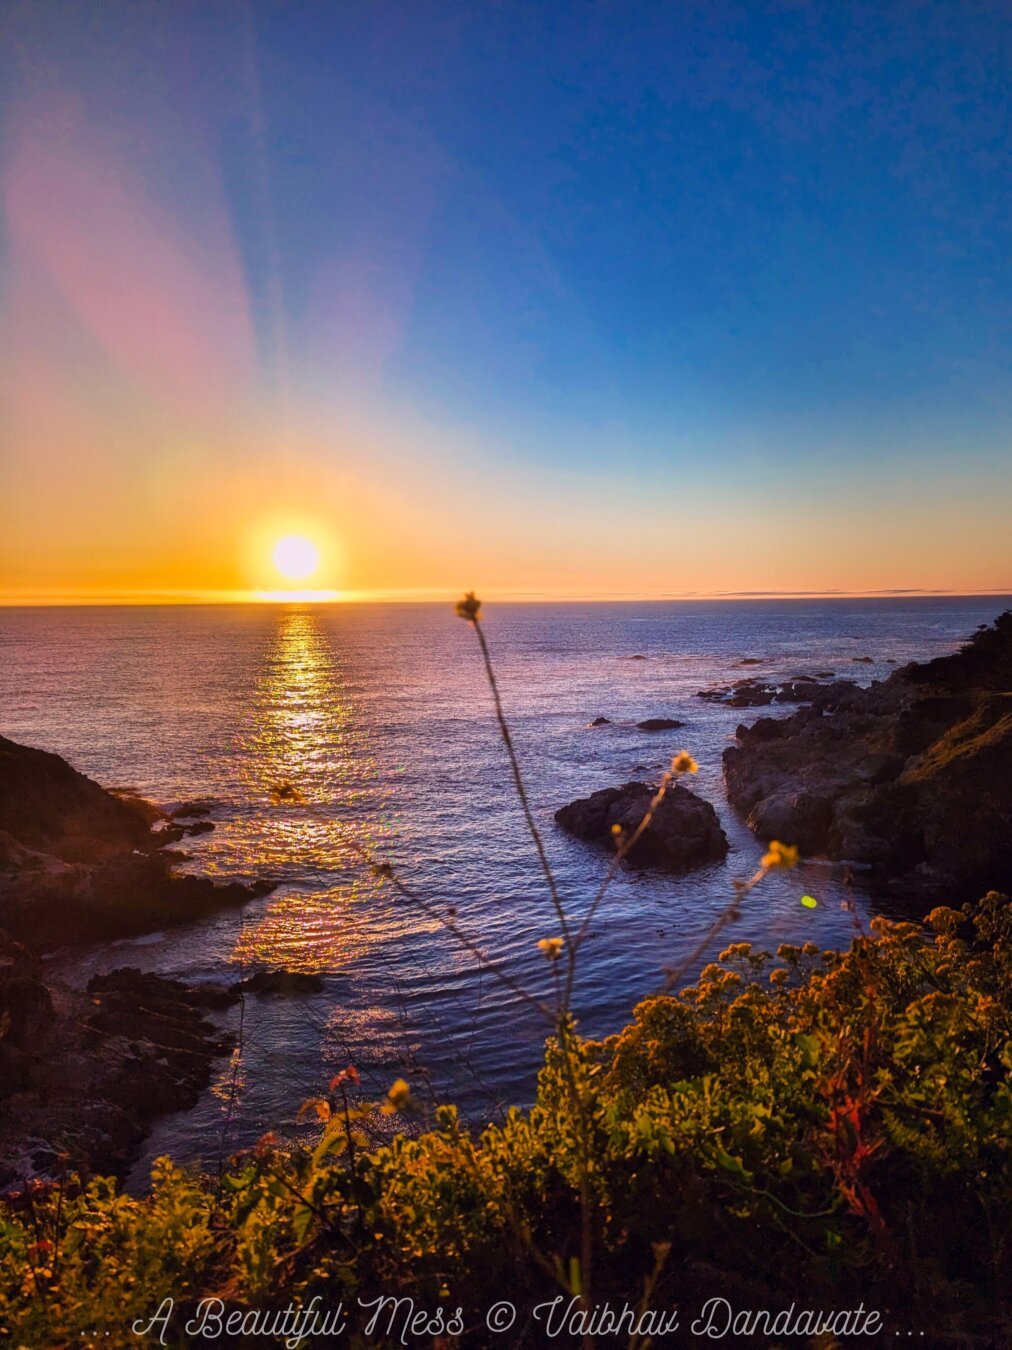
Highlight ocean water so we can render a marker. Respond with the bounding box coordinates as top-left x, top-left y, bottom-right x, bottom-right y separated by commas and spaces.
1, 596, 1007, 1178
